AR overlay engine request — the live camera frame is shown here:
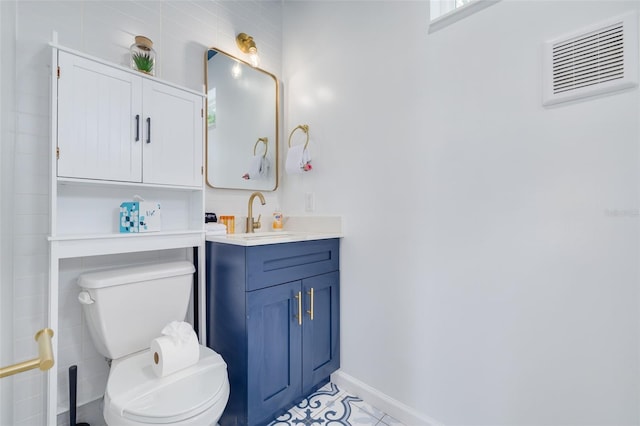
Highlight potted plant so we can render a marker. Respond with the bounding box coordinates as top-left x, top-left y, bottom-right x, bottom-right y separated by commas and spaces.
132, 51, 154, 74
130, 36, 156, 76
